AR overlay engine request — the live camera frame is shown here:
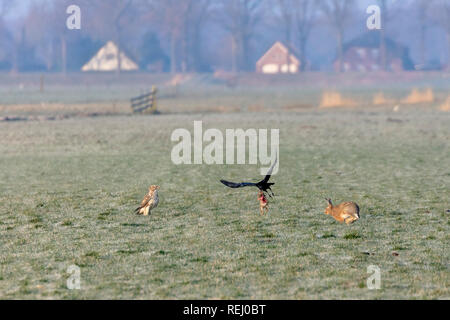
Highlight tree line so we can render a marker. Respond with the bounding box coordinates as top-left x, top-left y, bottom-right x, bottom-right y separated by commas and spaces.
0, 0, 449, 73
